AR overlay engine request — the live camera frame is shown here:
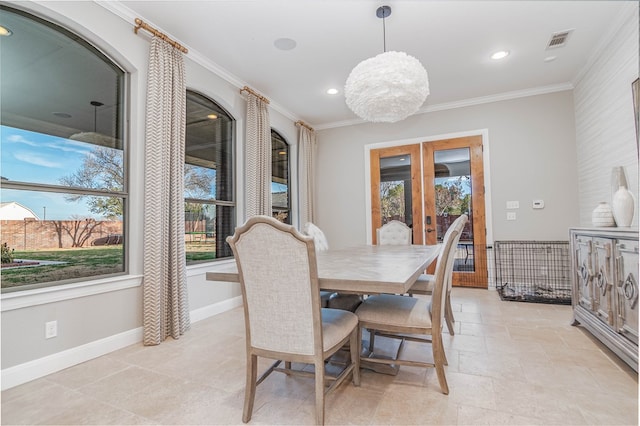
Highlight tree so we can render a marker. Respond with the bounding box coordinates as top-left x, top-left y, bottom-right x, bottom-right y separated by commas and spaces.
435, 178, 465, 216
380, 181, 405, 221
60, 147, 124, 219
61, 149, 213, 220
63, 217, 101, 248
